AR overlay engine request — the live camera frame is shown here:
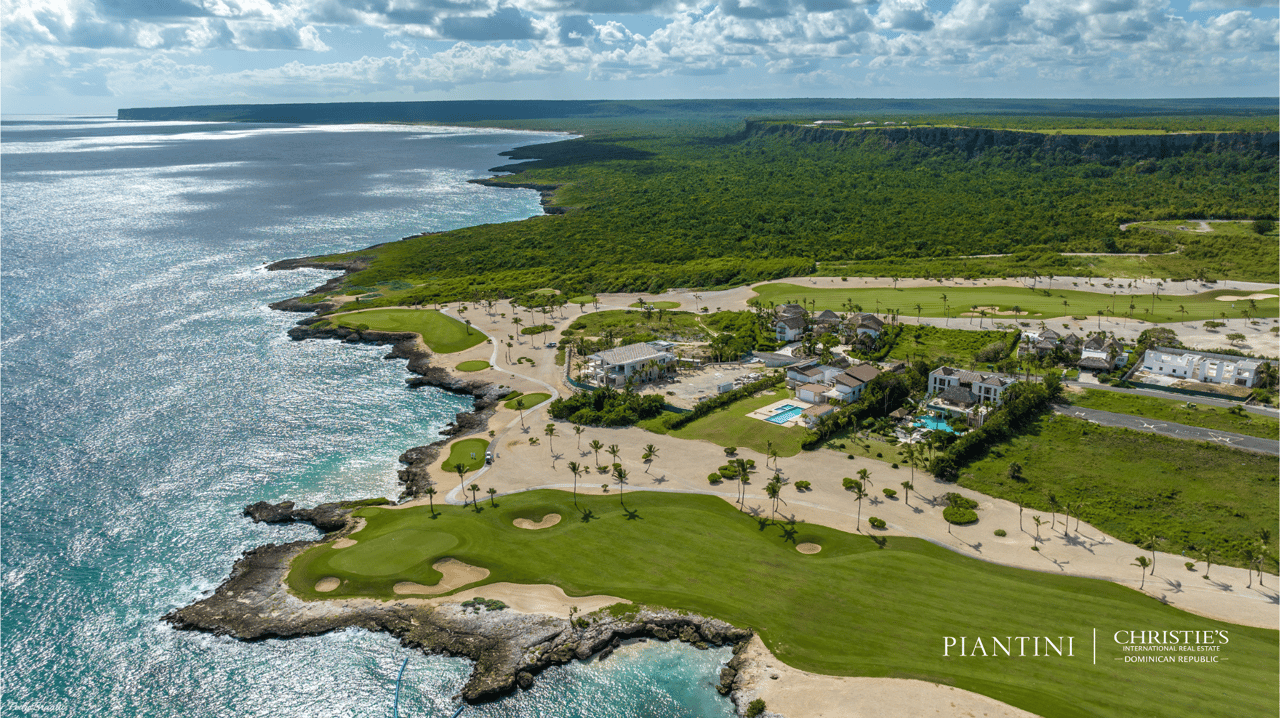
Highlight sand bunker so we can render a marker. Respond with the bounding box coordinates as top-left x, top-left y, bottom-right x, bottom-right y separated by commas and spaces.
393, 558, 490, 595
1214, 293, 1276, 302
330, 518, 366, 548
514, 513, 561, 530
961, 305, 1024, 317
796, 543, 822, 554
444, 583, 624, 618
315, 577, 341, 592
